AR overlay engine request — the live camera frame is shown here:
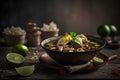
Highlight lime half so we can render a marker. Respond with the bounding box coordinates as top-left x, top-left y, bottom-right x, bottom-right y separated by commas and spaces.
6, 53, 25, 67
57, 33, 72, 45
15, 65, 35, 76
91, 56, 104, 65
